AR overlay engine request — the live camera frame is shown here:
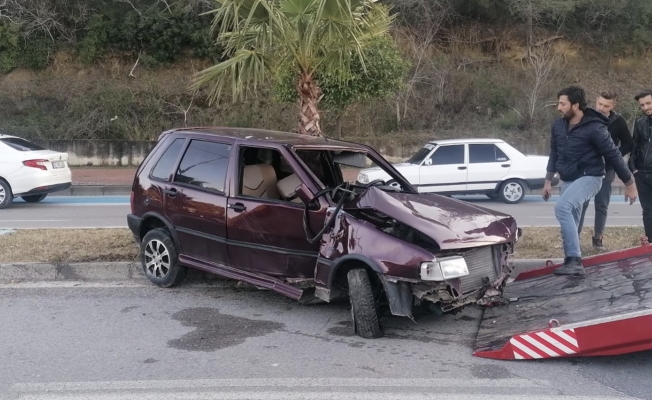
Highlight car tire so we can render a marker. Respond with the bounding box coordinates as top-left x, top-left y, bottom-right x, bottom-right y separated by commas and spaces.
499, 179, 526, 204
0, 179, 13, 210
21, 194, 47, 203
347, 268, 383, 339
141, 228, 187, 288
